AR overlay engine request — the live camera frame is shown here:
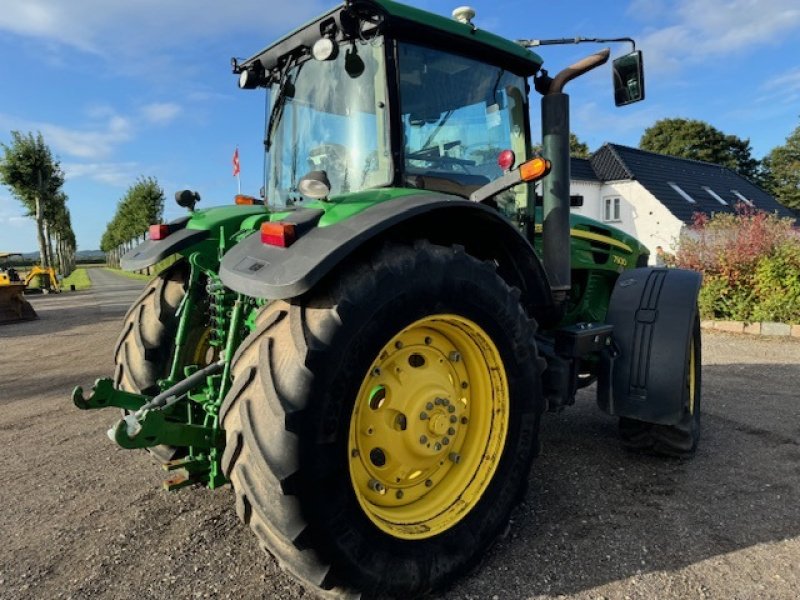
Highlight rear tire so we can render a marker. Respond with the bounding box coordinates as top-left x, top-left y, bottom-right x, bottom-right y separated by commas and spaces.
619, 315, 702, 457
220, 242, 543, 597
